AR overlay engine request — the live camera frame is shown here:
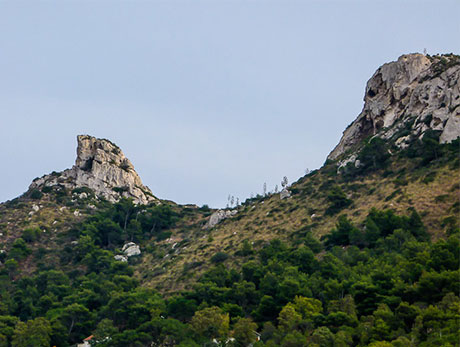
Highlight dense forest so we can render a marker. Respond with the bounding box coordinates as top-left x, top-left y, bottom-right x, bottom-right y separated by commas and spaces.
0, 195, 458, 346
